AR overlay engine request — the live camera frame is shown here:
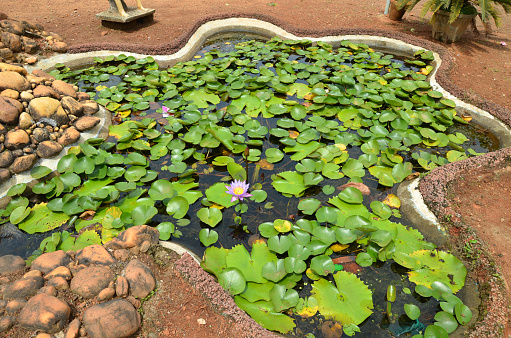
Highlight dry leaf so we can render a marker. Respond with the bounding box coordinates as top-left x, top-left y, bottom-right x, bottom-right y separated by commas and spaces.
289, 130, 299, 139
256, 159, 274, 170
338, 182, 371, 195
383, 194, 401, 209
